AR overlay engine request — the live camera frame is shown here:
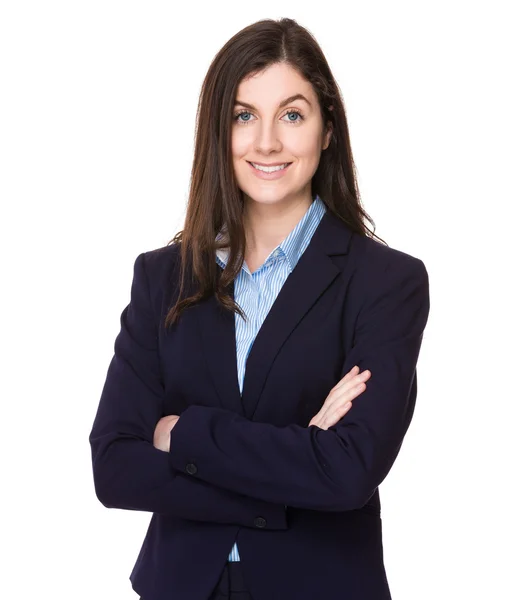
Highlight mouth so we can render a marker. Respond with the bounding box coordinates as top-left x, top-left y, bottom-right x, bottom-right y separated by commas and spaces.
246, 161, 293, 179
